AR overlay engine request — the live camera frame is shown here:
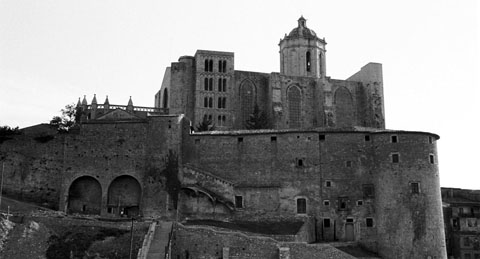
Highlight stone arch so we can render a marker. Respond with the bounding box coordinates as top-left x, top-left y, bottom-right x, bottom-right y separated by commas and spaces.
163, 88, 168, 108
107, 175, 142, 217
288, 85, 302, 128
67, 176, 102, 215
239, 79, 256, 126
334, 86, 354, 127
